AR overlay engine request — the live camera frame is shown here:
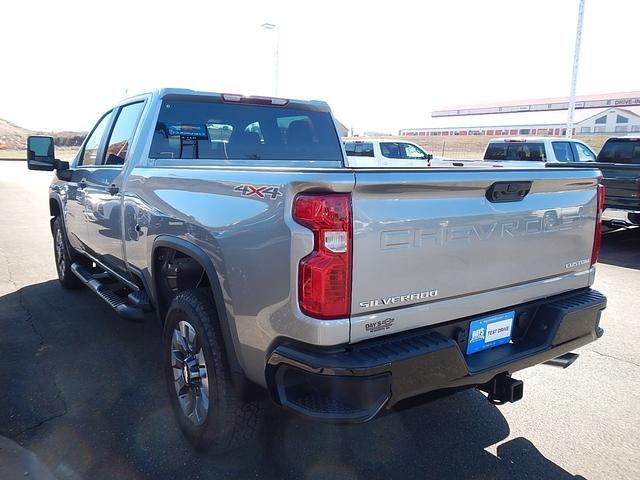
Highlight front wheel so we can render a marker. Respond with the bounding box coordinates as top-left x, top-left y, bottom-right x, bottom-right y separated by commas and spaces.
53, 217, 83, 289
163, 289, 263, 454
